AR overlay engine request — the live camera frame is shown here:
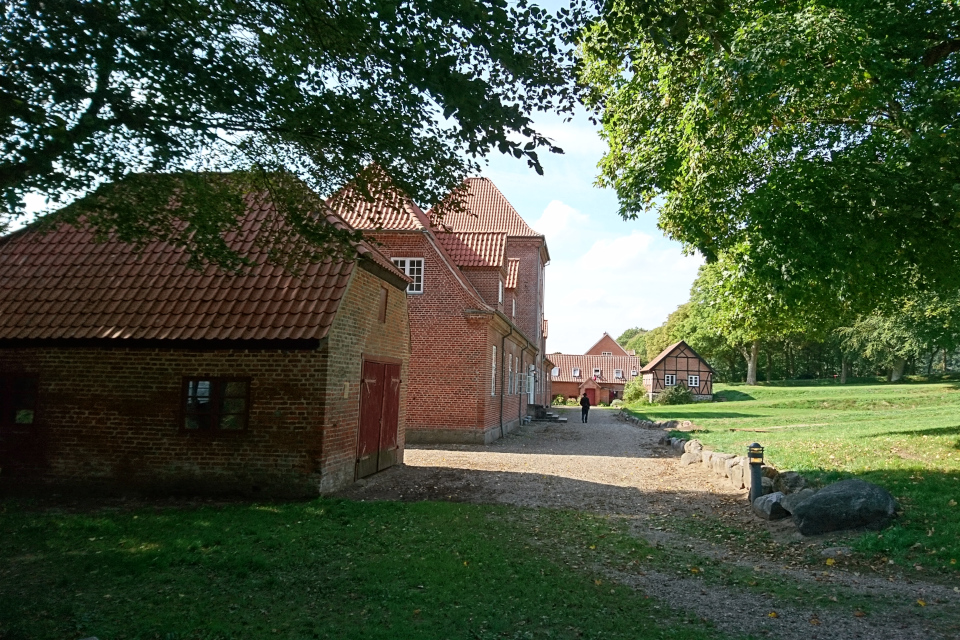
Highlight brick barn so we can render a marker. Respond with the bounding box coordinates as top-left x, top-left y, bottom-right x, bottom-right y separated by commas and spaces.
0, 180, 411, 495
641, 341, 715, 401
549, 333, 644, 405
330, 174, 550, 444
